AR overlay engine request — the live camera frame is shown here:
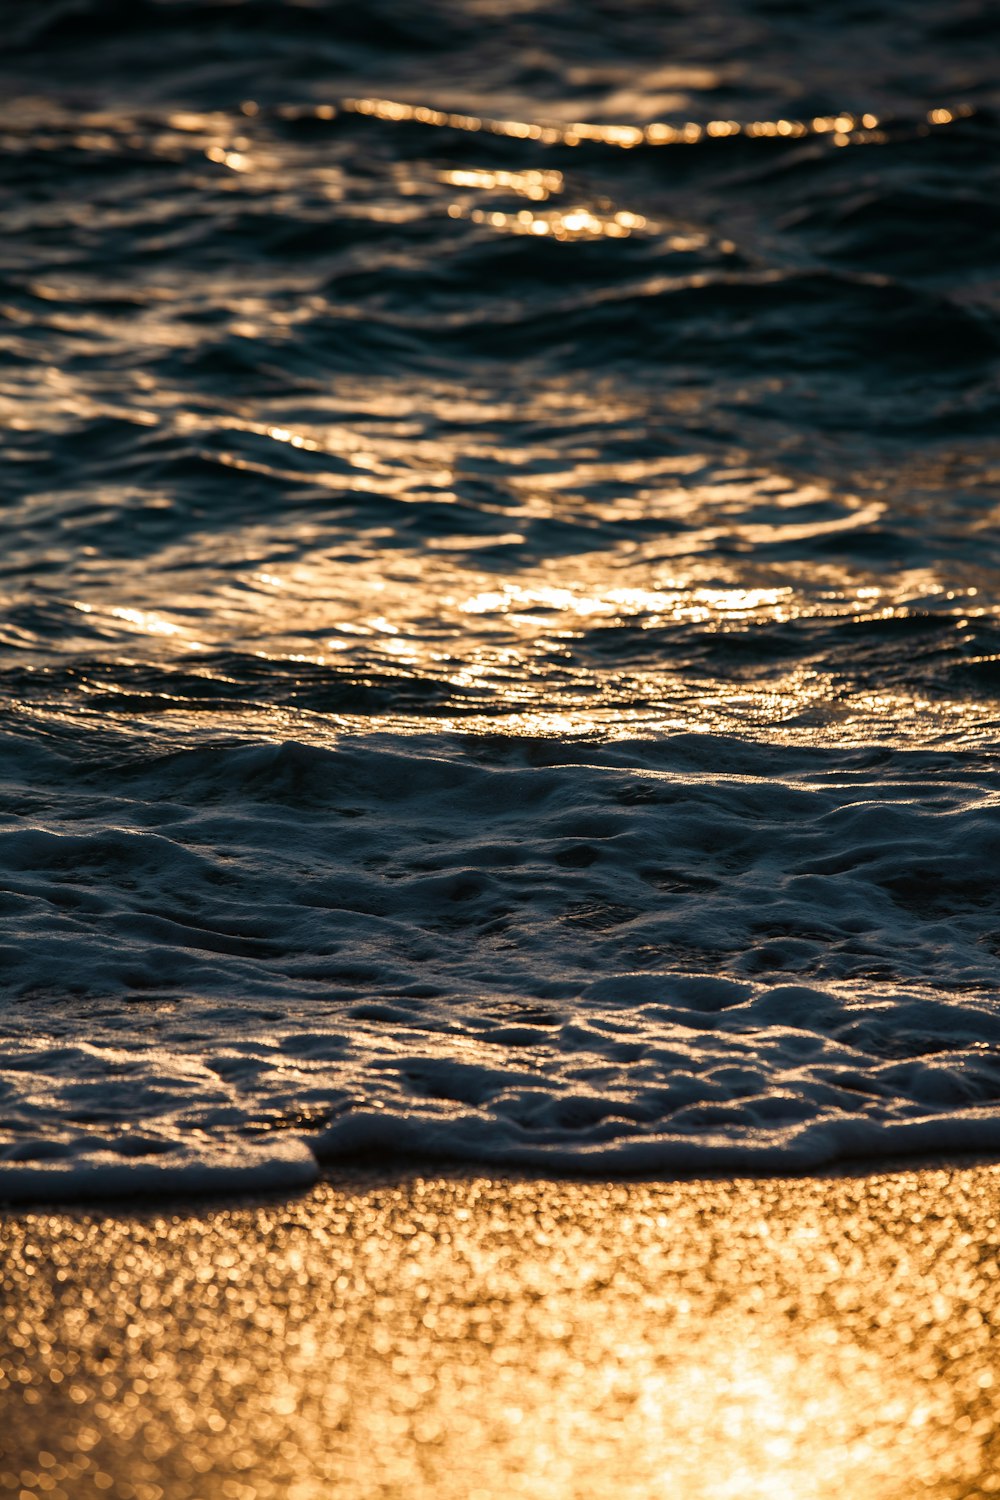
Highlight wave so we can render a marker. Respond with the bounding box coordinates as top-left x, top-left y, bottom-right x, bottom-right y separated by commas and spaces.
2, 729, 999, 1199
